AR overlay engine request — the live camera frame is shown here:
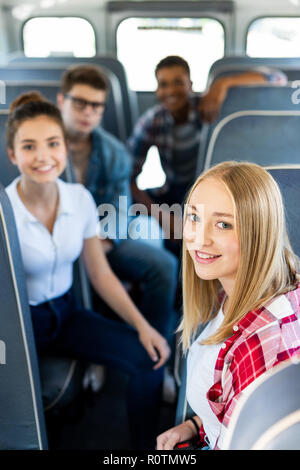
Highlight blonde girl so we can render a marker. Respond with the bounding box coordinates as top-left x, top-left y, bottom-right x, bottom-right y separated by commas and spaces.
157, 161, 300, 450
